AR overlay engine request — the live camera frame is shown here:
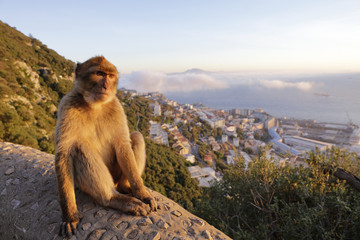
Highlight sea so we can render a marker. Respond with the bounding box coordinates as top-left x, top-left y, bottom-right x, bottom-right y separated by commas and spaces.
165, 73, 360, 125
